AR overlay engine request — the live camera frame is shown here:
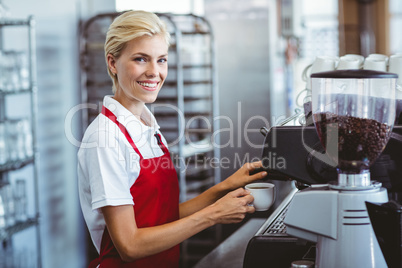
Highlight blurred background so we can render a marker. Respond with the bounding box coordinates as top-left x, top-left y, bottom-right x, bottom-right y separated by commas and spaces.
0, 0, 401, 267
